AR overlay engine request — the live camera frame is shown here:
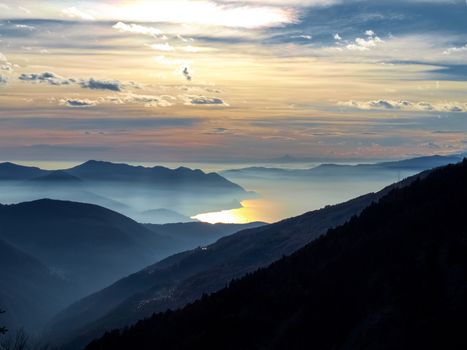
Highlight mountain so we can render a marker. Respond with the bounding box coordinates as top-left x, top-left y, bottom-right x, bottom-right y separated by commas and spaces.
0, 160, 252, 223
138, 208, 195, 224
0, 199, 176, 298
0, 162, 48, 180
67, 160, 245, 193
49, 170, 422, 349
144, 221, 266, 250
0, 237, 73, 332
29, 170, 82, 183
221, 154, 463, 180
85, 159, 467, 350
0, 199, 262, 335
